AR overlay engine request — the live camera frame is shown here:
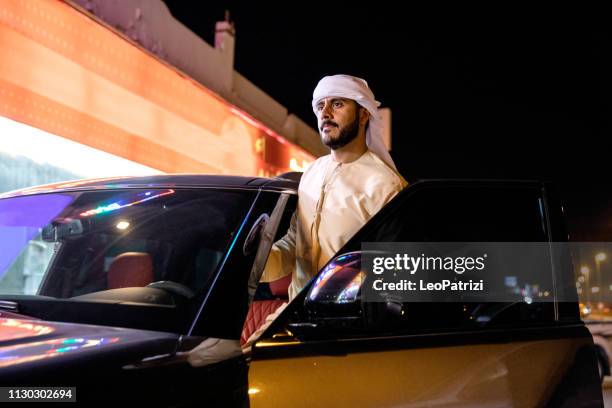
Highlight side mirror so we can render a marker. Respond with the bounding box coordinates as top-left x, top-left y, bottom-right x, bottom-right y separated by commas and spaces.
305, 252, 363, 315
303, 251, 407, 334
